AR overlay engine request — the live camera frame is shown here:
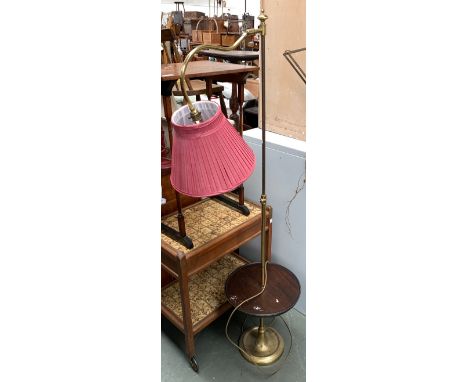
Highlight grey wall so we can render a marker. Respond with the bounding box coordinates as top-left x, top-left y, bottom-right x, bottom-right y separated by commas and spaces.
241, 129, 306, 314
